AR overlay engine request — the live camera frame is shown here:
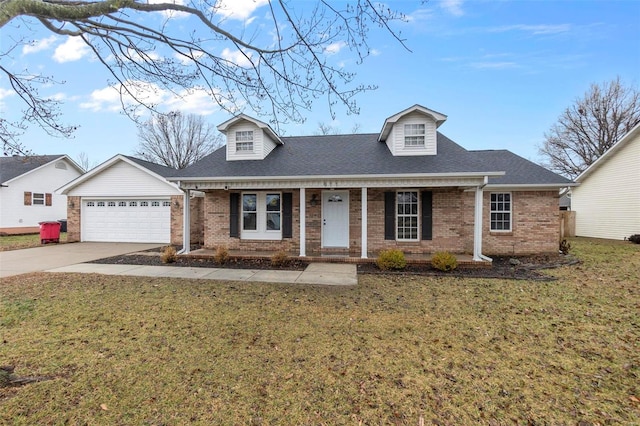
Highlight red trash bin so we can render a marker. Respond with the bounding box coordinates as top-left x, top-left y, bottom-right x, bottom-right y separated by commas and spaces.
39, 221, 61, 244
